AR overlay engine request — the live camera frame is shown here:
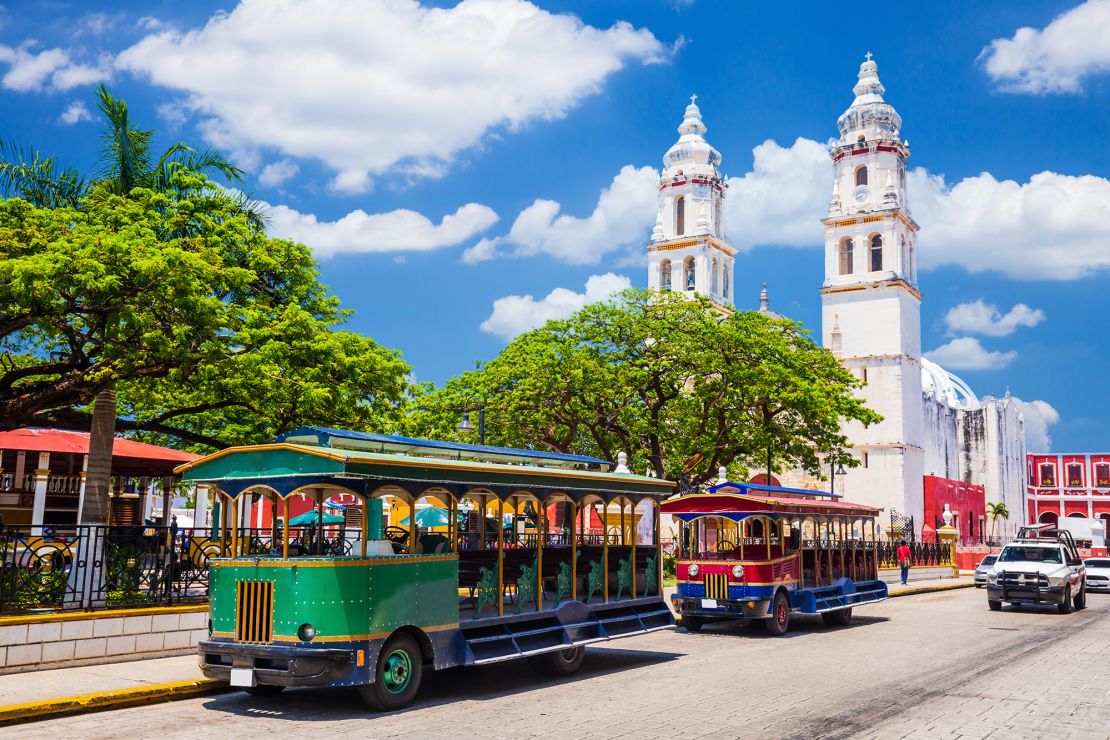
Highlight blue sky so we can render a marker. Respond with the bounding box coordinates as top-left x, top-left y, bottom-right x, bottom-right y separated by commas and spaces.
2, 0, 1108, 451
